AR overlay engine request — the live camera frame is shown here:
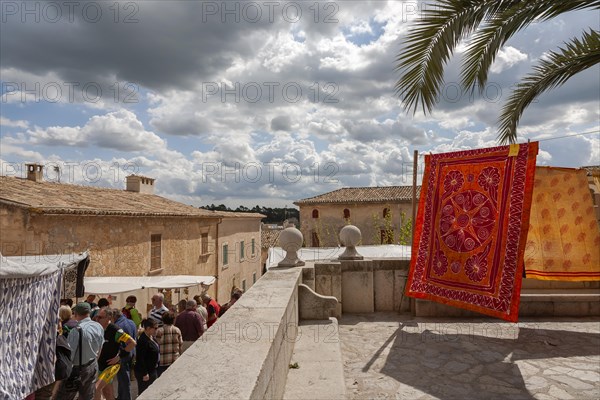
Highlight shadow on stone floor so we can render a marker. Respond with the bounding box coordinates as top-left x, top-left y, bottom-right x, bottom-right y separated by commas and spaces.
357, 320, 600, 400
339, 313, 600, 325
